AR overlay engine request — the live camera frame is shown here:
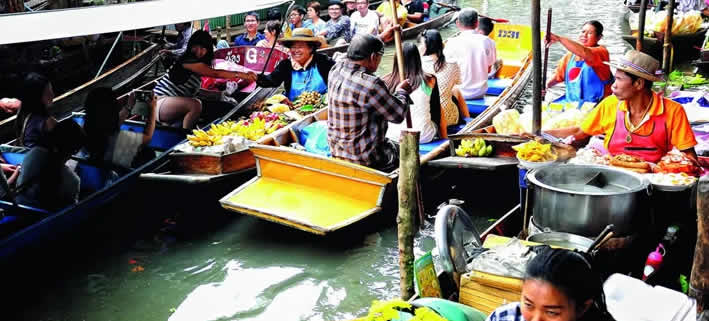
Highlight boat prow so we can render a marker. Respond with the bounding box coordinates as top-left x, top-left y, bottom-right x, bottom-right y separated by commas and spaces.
219, 144, 393, 235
